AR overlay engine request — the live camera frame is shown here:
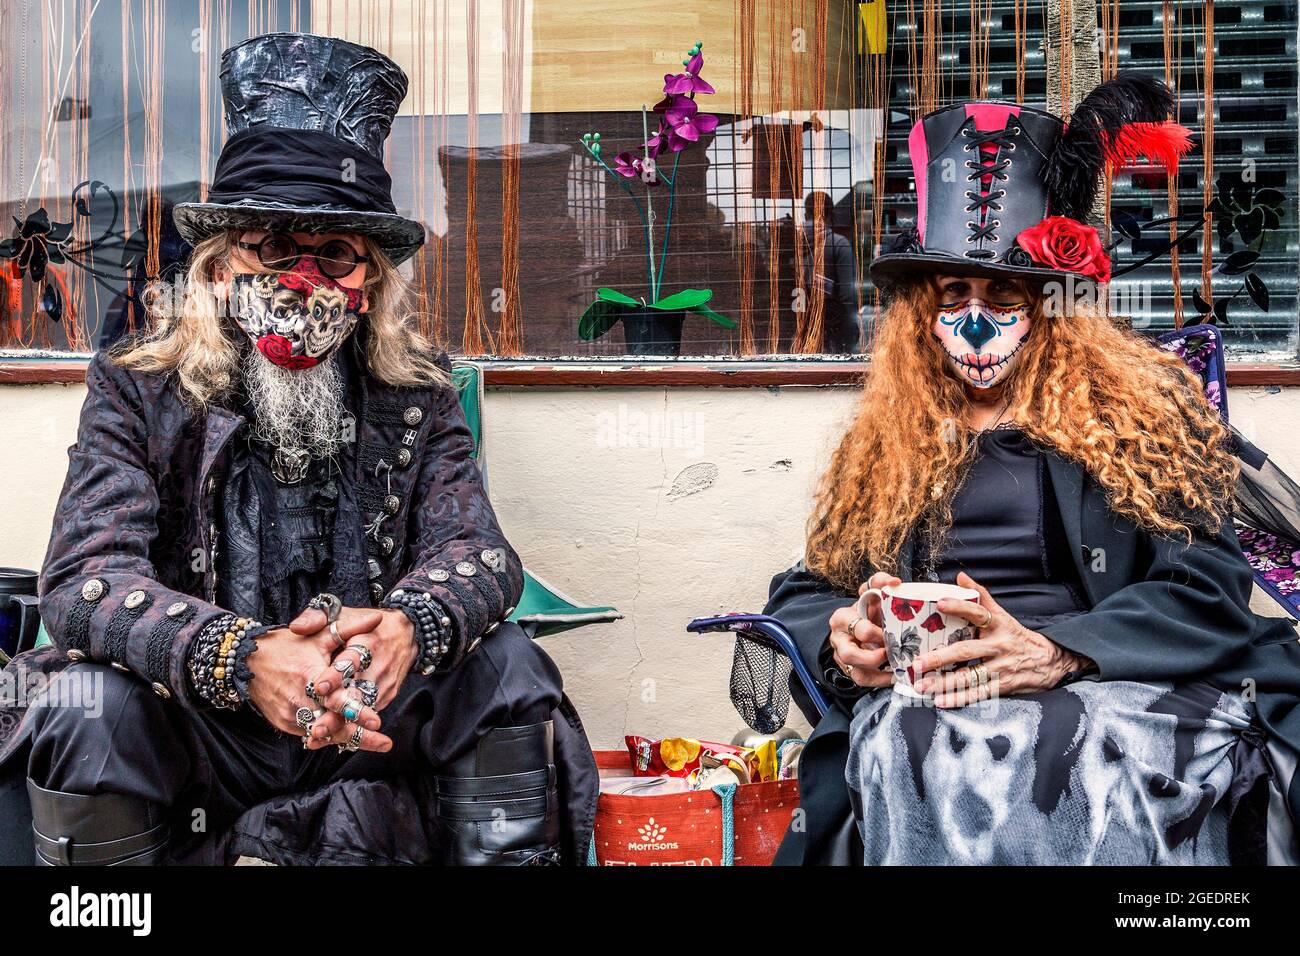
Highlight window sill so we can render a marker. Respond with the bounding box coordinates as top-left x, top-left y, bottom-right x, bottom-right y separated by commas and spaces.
4, 358, 1300, 387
